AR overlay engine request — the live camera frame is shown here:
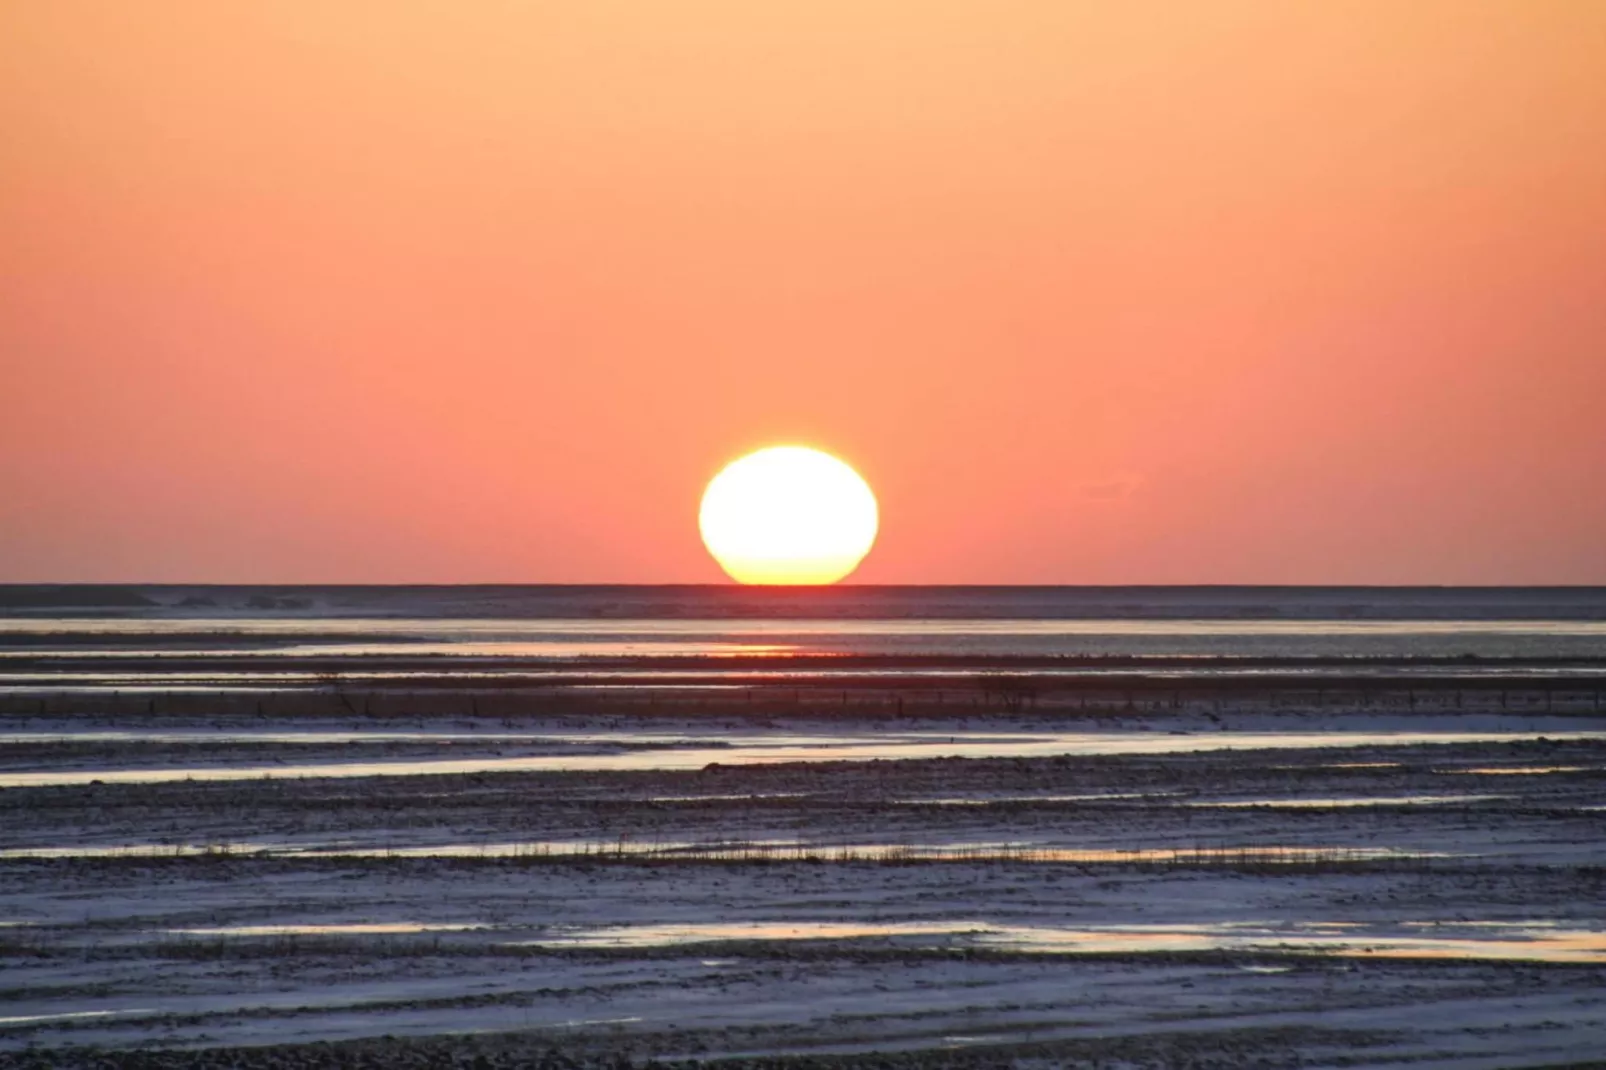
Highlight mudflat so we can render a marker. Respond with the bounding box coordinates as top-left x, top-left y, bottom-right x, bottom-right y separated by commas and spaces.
3, 701, 1604, 1068
2, 592, 1604, 1066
